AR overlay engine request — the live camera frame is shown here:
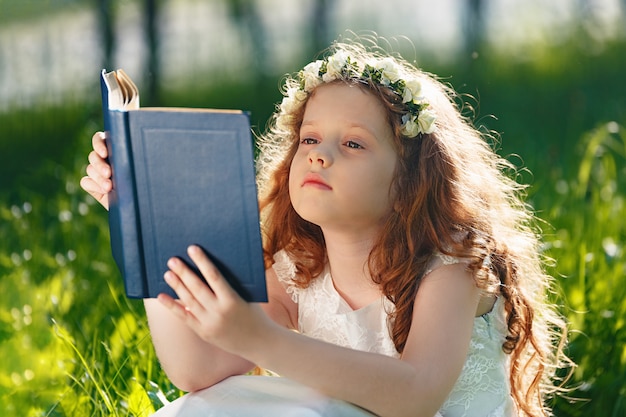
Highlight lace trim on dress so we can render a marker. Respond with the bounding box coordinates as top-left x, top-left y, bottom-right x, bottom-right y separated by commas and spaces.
438, 253, 461, 266
422, 252, 467, 278
272, 250, 399, 358
274, 251, 465, 299
272, 250, 514, 416
440, 298, 513, 417
273, 251, 299, 303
